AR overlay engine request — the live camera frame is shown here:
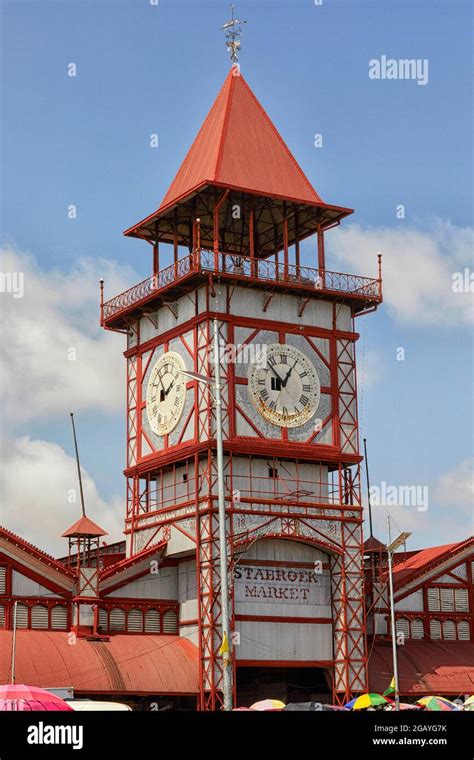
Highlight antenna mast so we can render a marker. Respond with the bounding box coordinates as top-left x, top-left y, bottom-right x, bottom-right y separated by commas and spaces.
70, 412, 86, 518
